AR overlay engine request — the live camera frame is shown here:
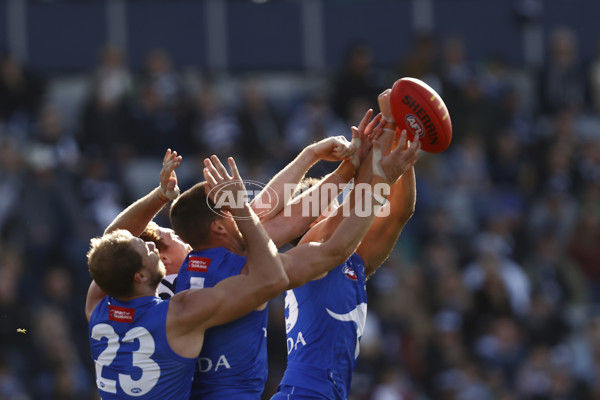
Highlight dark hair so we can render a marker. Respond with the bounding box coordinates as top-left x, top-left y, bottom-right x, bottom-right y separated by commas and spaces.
87, 230, 142, 298
169, 182, 221, 249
